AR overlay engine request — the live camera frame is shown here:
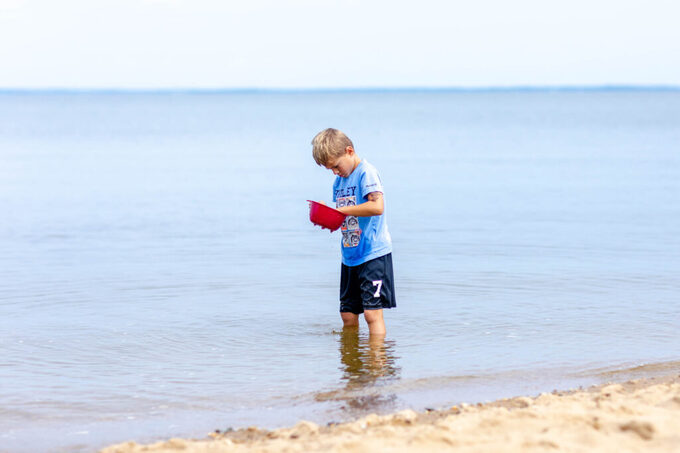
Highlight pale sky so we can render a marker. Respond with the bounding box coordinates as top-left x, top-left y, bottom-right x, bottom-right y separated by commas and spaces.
1, 0, 679, 89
